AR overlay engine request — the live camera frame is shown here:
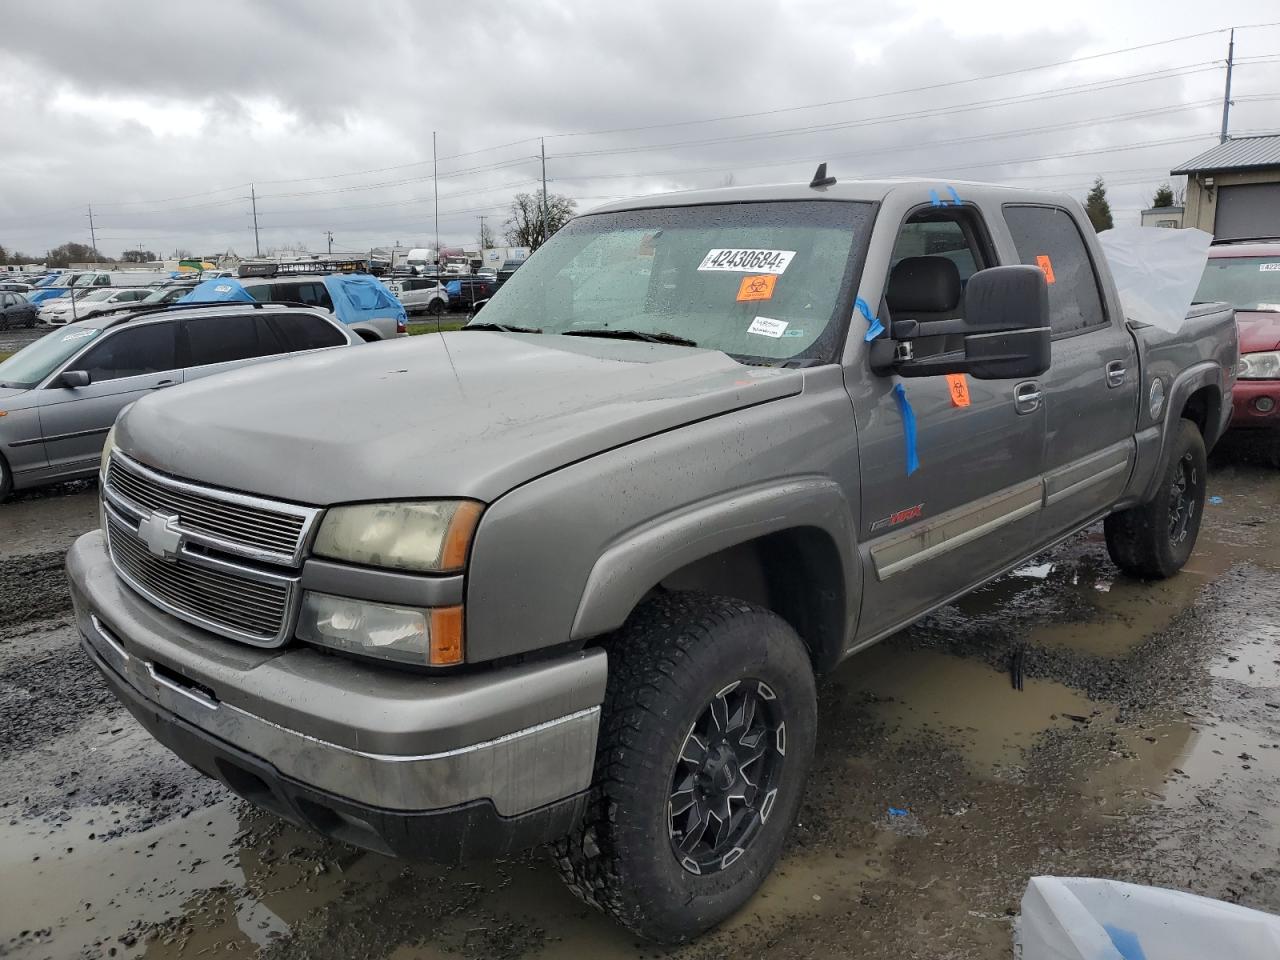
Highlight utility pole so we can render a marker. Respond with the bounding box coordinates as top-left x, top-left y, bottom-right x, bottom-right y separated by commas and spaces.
325, 230, 334, 254
1220, 27, 1235, 143
432, 131, 440, 272
540, 137, 550, 247
86, 203, 98, 261
478, 214, 488, 250
250, 184, 261, 257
